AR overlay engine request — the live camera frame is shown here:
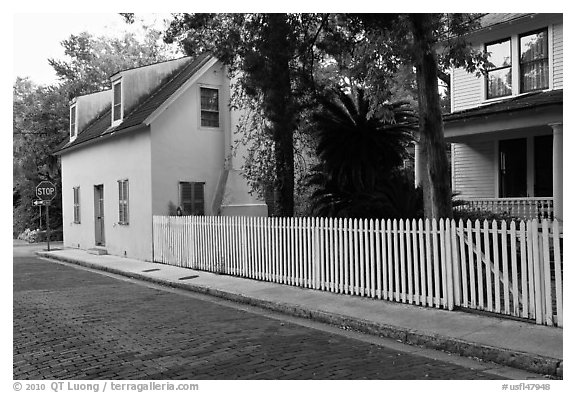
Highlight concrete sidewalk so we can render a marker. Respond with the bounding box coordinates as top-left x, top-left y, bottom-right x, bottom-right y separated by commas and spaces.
35, 248, 563, 378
